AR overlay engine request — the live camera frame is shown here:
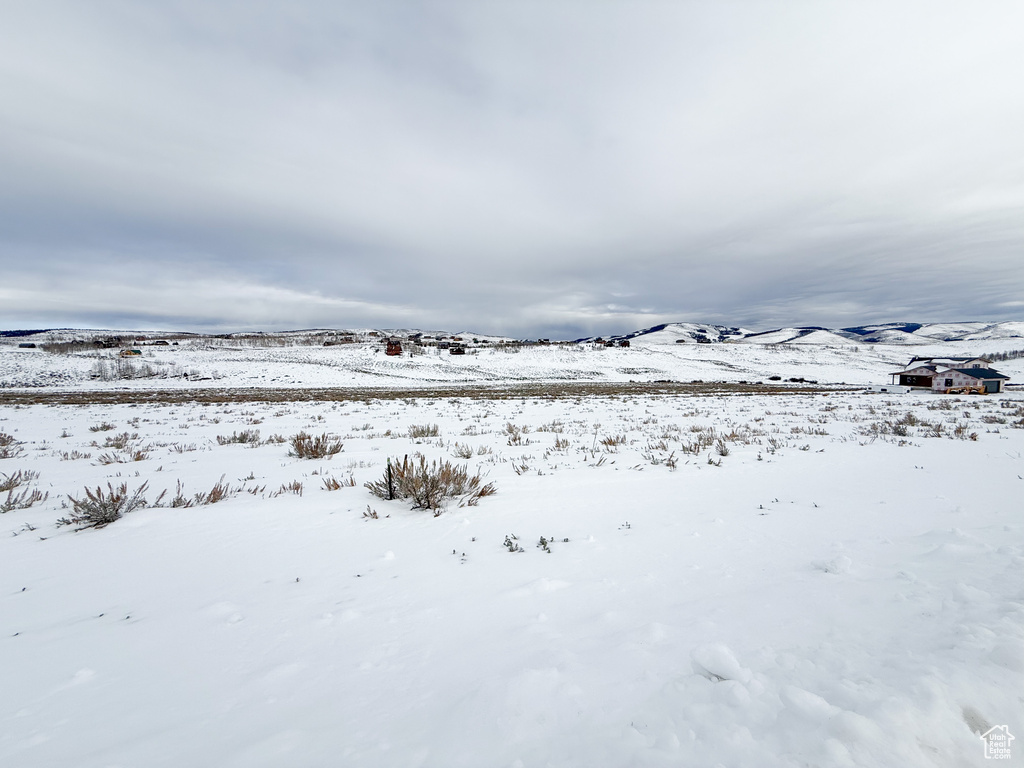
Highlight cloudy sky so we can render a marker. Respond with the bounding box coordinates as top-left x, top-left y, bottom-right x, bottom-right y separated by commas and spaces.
2, 1, 1022, 338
